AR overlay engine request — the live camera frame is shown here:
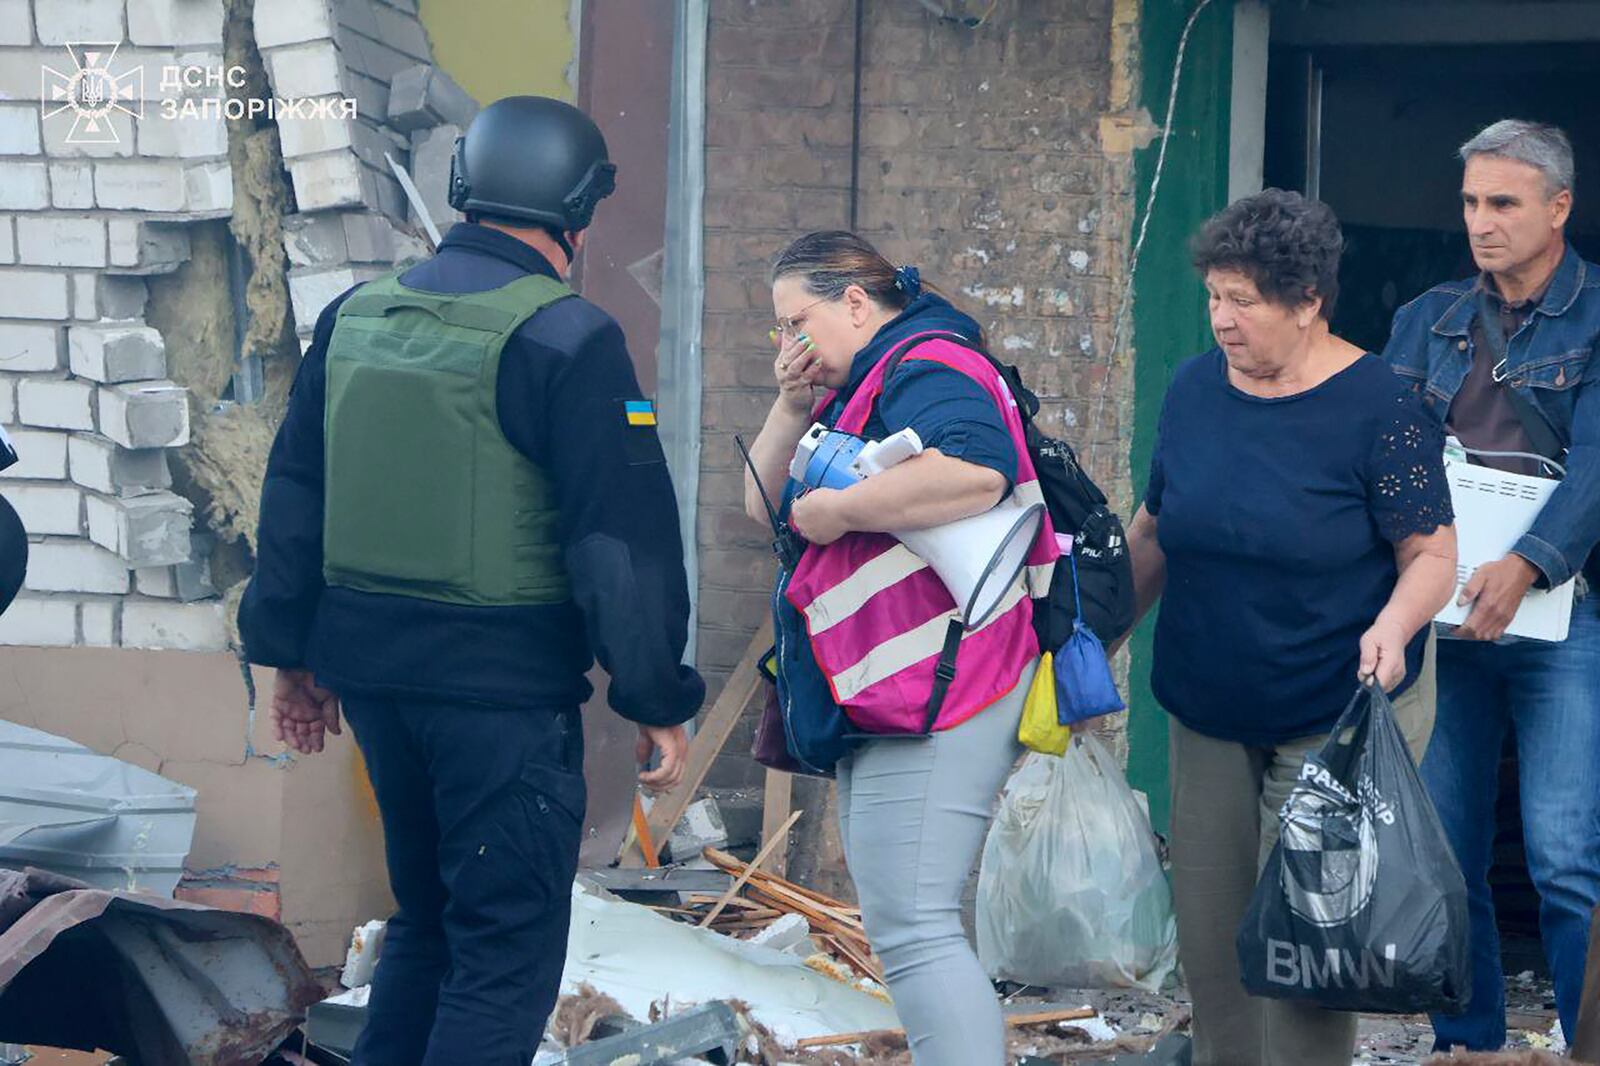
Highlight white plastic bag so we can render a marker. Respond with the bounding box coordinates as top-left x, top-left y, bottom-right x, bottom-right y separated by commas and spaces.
976, 736, 1178, 991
